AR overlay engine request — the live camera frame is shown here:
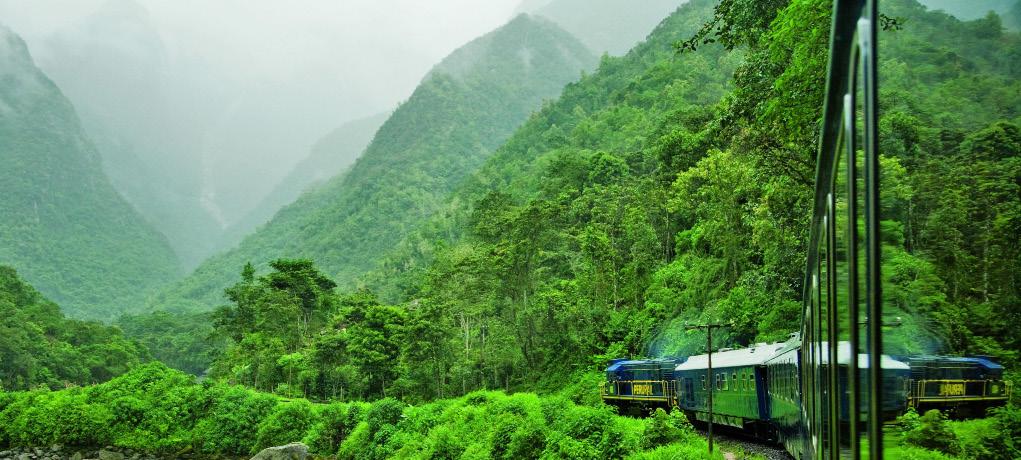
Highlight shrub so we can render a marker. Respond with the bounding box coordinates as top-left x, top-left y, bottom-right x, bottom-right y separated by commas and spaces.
504, 416, 548, 459
12, 391, 112, 446
983, 404, 1021, 458
903, 409, 960, 455
366, 397, 405, 433
191, 385, 277, 455
253, 399, 316, 453
336, 421, 372, 460
643, 408, 683, 448
304, 402, 358, 454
